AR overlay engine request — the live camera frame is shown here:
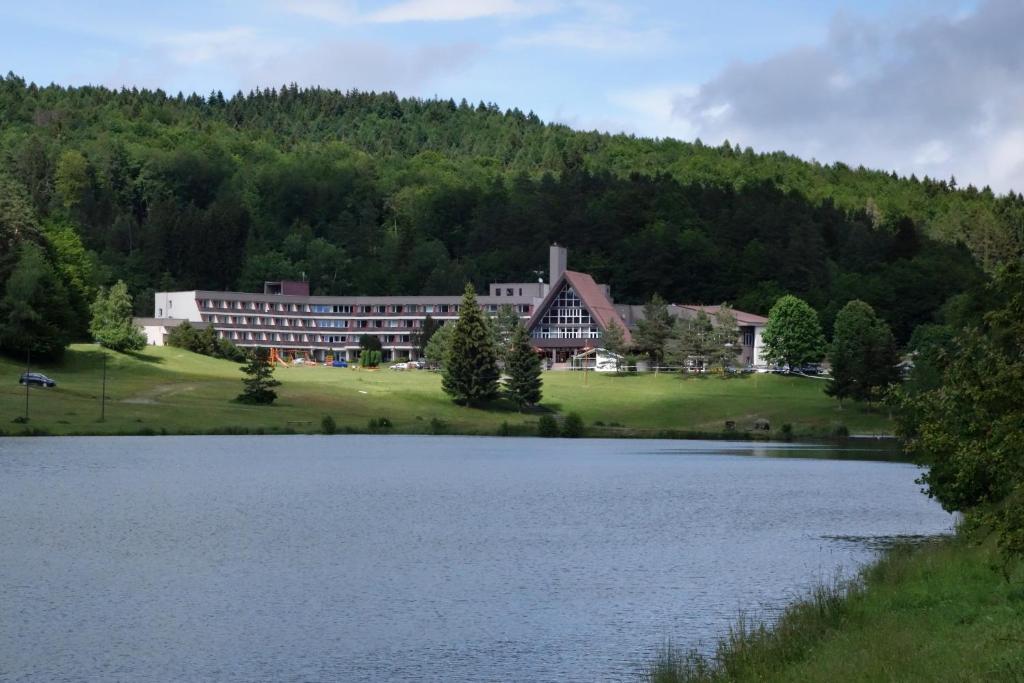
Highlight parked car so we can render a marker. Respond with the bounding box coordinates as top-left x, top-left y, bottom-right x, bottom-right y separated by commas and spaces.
410, 360, 426, 369
19, 372, 56, 387
331, 360, 348, 368
389, 362, 408, 370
